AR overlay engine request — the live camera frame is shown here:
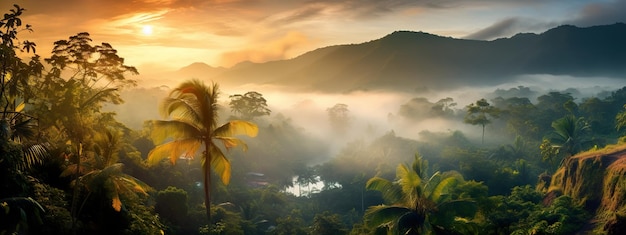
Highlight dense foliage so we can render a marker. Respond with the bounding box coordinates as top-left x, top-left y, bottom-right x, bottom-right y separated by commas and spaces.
1, 4, 626, 235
